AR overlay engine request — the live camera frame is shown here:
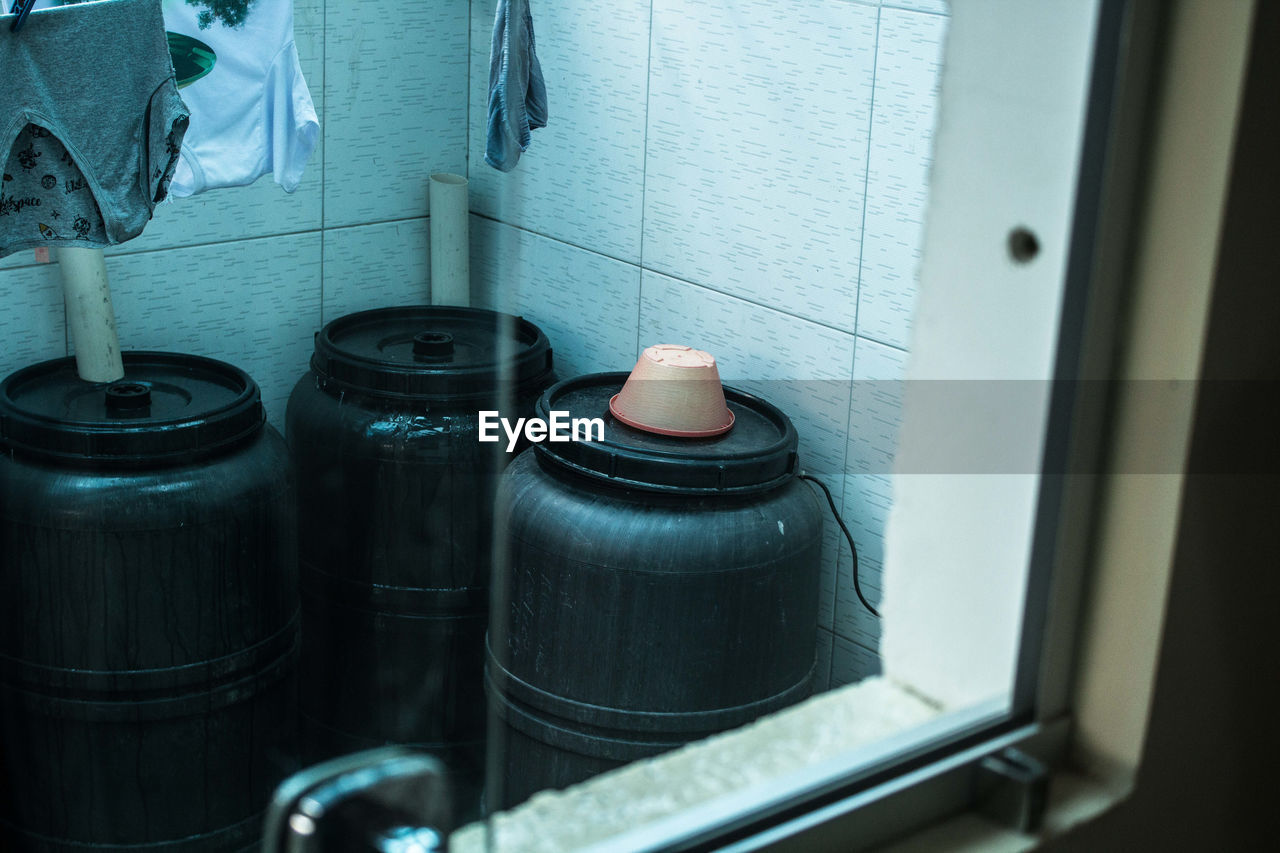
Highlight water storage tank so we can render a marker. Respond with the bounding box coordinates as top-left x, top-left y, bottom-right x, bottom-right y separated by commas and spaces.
488, 372, 823, 809
286, 306, 554, 816
0, 352, 299, 851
